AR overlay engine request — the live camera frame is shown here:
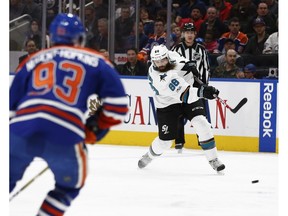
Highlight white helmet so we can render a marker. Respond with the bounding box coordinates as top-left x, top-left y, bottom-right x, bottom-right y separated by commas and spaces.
150, 44, 169, 61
